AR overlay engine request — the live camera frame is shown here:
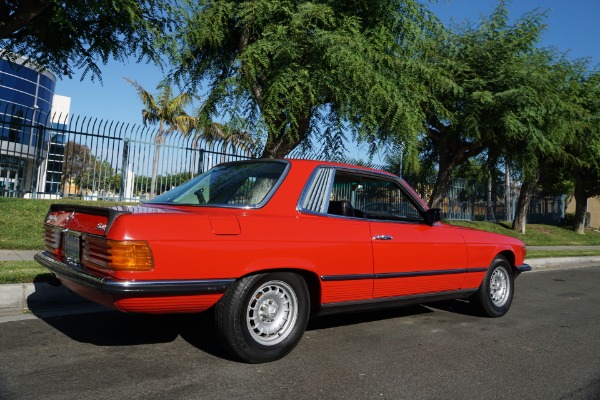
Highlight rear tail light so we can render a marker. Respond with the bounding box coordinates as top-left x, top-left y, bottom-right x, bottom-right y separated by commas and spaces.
44, 225, 63, 256
44, 226, 153, 272
83, 235, 154, 272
